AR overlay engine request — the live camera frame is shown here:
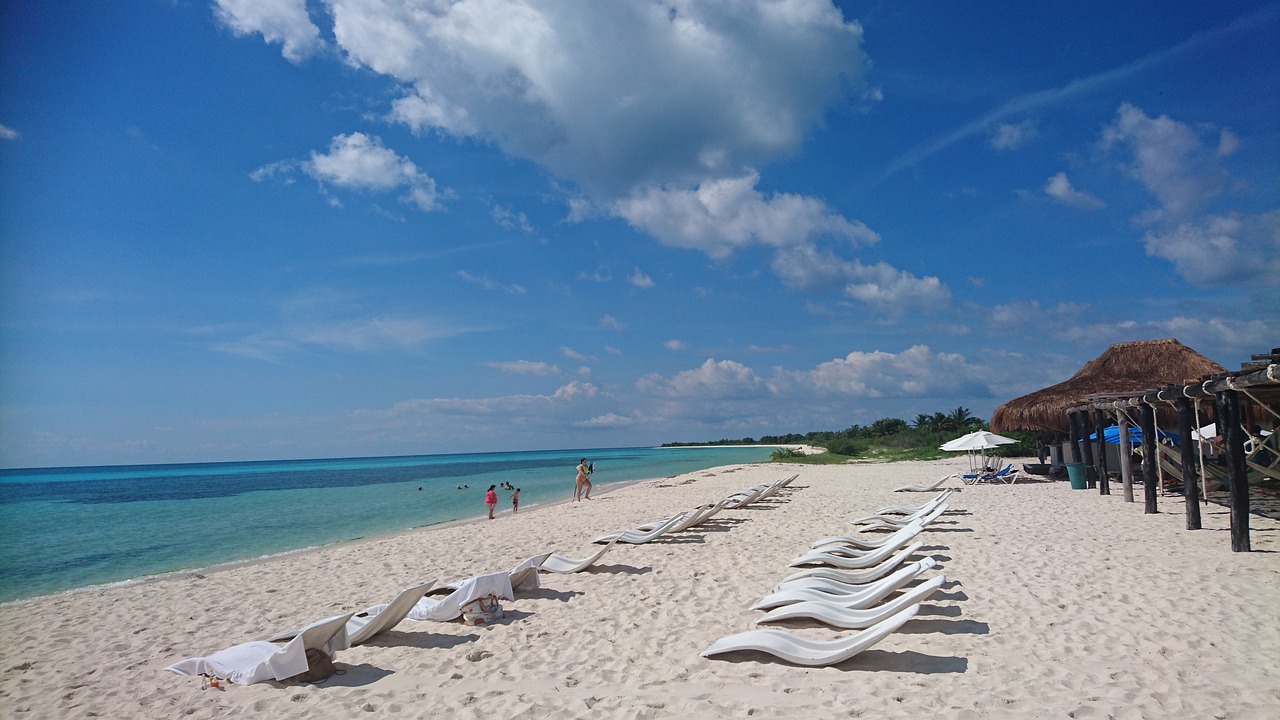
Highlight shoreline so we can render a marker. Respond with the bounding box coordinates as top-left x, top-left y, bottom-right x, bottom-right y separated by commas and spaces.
3, 456, 1277, 719
0, 469, 659, 609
